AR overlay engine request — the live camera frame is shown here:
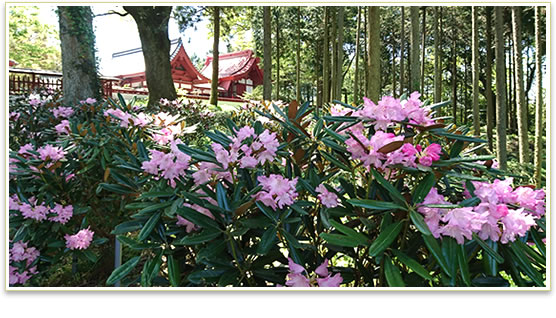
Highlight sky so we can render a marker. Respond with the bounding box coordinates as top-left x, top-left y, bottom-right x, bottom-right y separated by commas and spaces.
35, 5, 231, 76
